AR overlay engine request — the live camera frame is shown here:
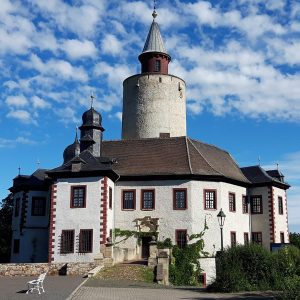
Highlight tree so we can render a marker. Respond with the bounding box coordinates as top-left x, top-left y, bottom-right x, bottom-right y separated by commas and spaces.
289, 232, 300, 249
0, 194, 13, 263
